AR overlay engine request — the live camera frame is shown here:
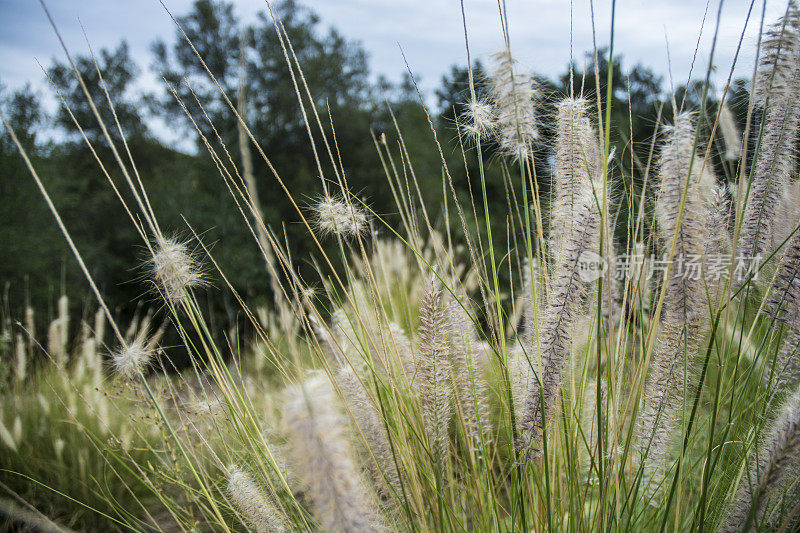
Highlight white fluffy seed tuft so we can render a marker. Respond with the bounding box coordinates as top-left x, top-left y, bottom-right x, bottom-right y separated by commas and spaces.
151, 237, 204, 304
284, 374, 386, 531
312, 195, 369, 238
112, 338, 152, 378
489, 50, 539, 160
461, 99, 497, 140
